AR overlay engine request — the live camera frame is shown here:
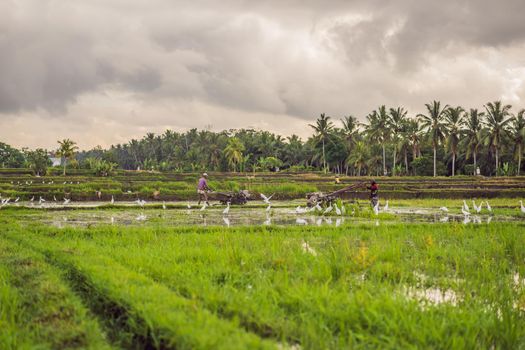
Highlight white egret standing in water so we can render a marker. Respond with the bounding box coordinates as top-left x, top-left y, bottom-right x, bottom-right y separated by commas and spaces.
223, 202, 230, 215
334, 203, 341, 216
